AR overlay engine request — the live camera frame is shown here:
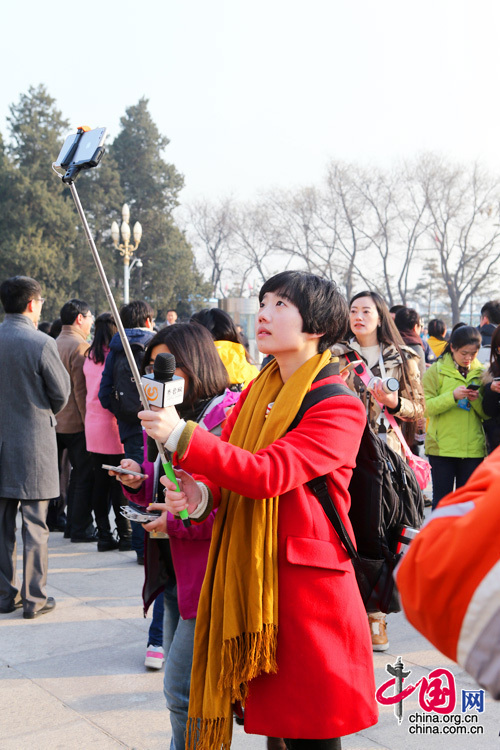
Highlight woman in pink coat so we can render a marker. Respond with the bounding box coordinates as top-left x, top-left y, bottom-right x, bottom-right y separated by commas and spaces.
83, 313, 131, 551
140, 272, 378, 749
